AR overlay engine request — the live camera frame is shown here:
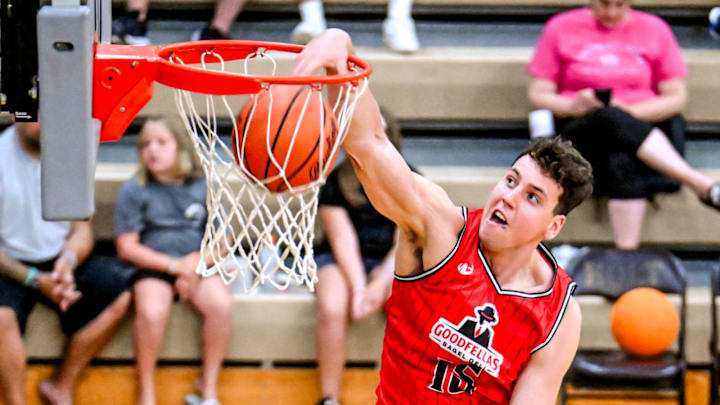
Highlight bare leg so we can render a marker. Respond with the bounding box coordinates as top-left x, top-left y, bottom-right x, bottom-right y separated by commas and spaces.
608, 199, 646, 250
637, 128, 715, 196
134, 279, 174, 405
315, 265, 350, 401
40, 292, 132, 405
188, 276, 232, 401
209, 0, 247, 36
127, 0, 150, 20
0, 308, 26, 405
